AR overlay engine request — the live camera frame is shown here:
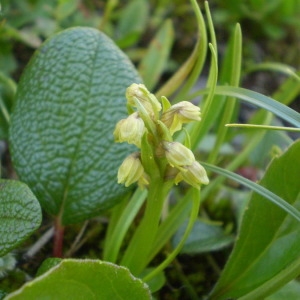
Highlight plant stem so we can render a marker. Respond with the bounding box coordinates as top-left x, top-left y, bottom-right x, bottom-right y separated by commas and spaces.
120, 178, 172, 276
143, 188, 201, 282
53, 217, 65, 258
103, 188, 147, 263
